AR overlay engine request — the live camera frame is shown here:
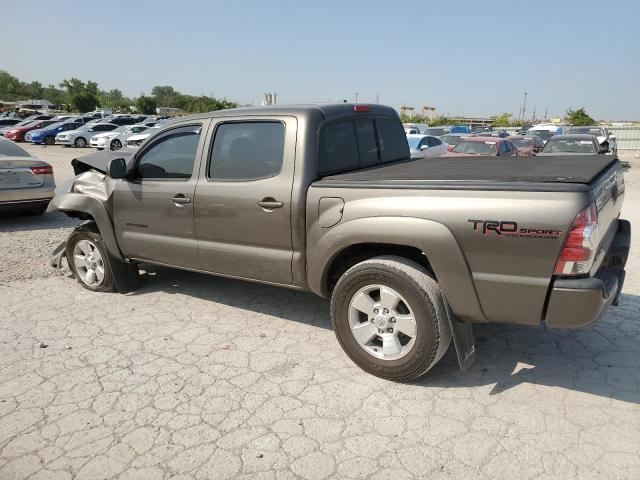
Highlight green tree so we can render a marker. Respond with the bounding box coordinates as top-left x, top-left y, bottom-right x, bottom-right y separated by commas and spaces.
71, 92, 99, 112
566, 107, 596, 126
136, 95, 157, 114
151, 85, 178, 106
492, 112, 512, 127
